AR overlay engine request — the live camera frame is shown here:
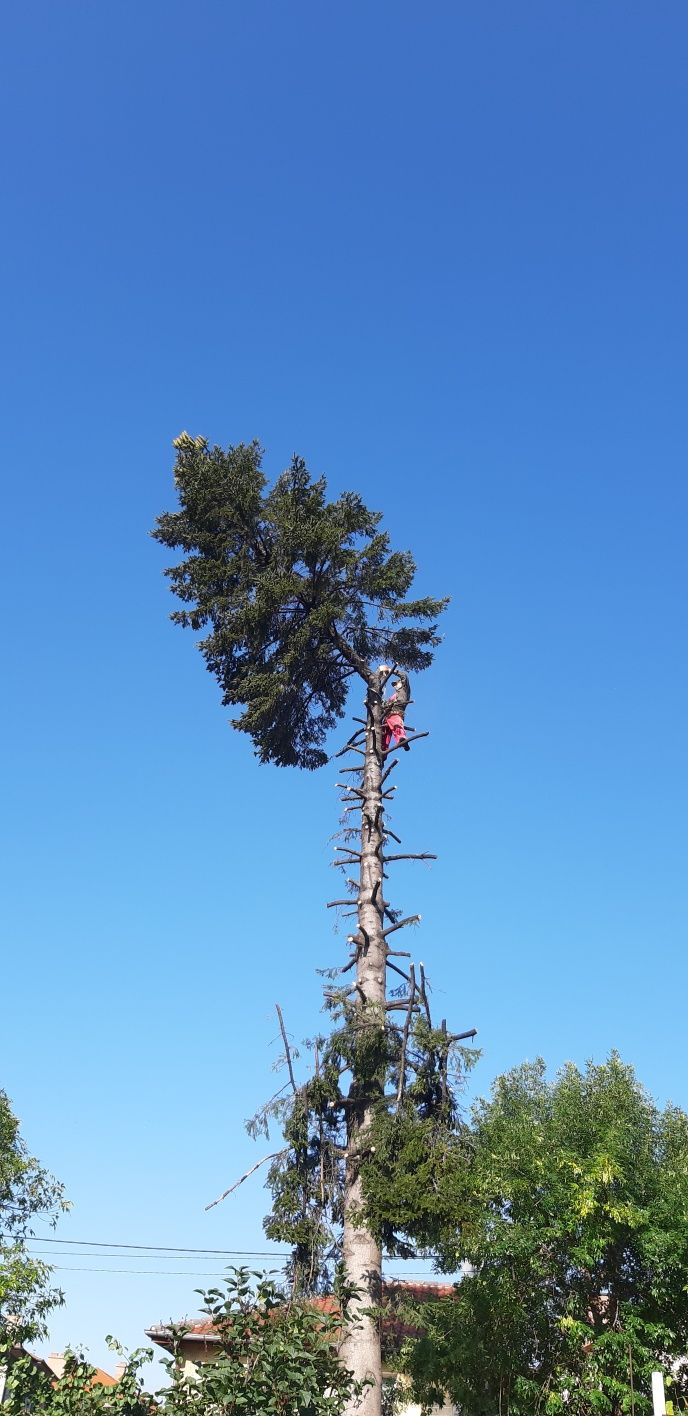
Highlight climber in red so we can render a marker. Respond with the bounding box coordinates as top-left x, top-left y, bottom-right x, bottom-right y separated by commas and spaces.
380, 666, 411, 752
